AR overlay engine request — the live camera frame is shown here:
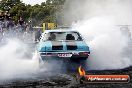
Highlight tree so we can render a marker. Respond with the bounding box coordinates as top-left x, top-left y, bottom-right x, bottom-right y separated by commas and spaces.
0, 0, 66, 26
9, 2, 30, 22
0, 0, 21, 11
